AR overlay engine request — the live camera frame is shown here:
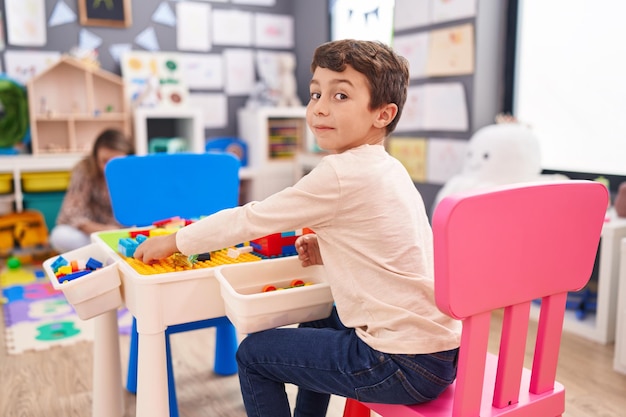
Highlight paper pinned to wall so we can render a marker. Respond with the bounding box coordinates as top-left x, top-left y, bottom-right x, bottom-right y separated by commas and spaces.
423, 82, 468, 131
394, 0, 430, 31
223, 48, 255, 96
387, 137, 427, 182
426, 137, 468, 184
5, 0, 47, 47
188, 92, 228, 129
3, 50, 60, 85
180, 53, 224, 90
396, 82, 468, 132
254, 13, 294, 49
396, 85, 427, 132
232, 0, 276, 5
212, 9, 253, 46
176, 1, 211, 51
426, 23, 474, 77
393, 32, 430, 80
121, 51, 189, 108
430, 0, 477, 23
